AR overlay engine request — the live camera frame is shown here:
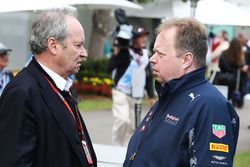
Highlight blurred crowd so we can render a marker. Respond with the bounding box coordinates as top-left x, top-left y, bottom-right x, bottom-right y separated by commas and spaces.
207, 30, 250, 108
107, 9, 155, 146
